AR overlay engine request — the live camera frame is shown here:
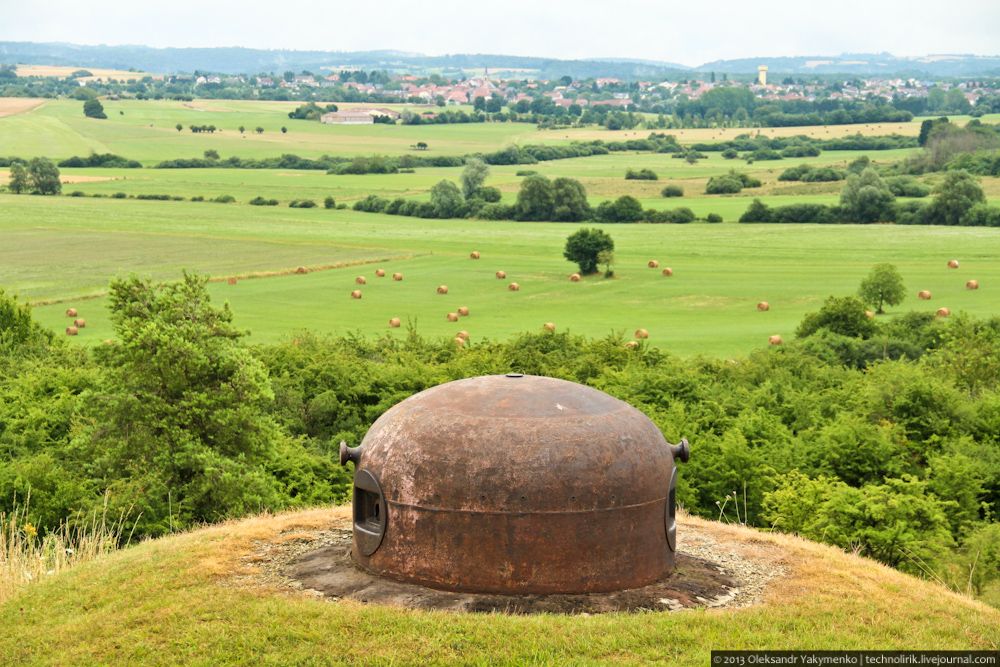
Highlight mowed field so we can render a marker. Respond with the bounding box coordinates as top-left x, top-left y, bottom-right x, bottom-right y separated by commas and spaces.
2, 97, 999, 356
3, 97, 995, 164
4, 194, 998, 358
